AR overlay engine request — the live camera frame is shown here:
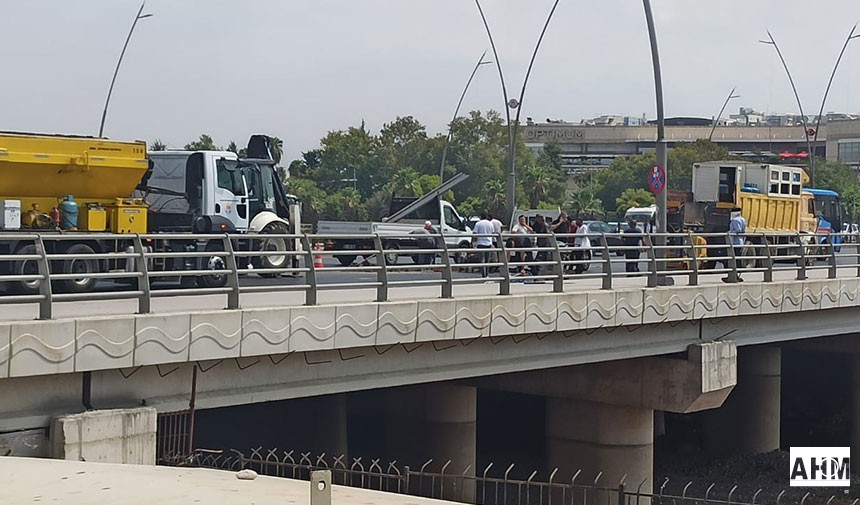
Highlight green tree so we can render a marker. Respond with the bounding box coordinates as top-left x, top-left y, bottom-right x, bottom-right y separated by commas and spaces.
268, 137, 284, 165
567, 184, 604, 218
483, 179, 507, 218
615, 188, 655, 214
841, 185, 860, 225
184, 134, 219, 151
813, 160, 858, 195
227, 140, 239, 154
387, 167, 423, 196
522, 165, 552, 208
150, 139, 166, 151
